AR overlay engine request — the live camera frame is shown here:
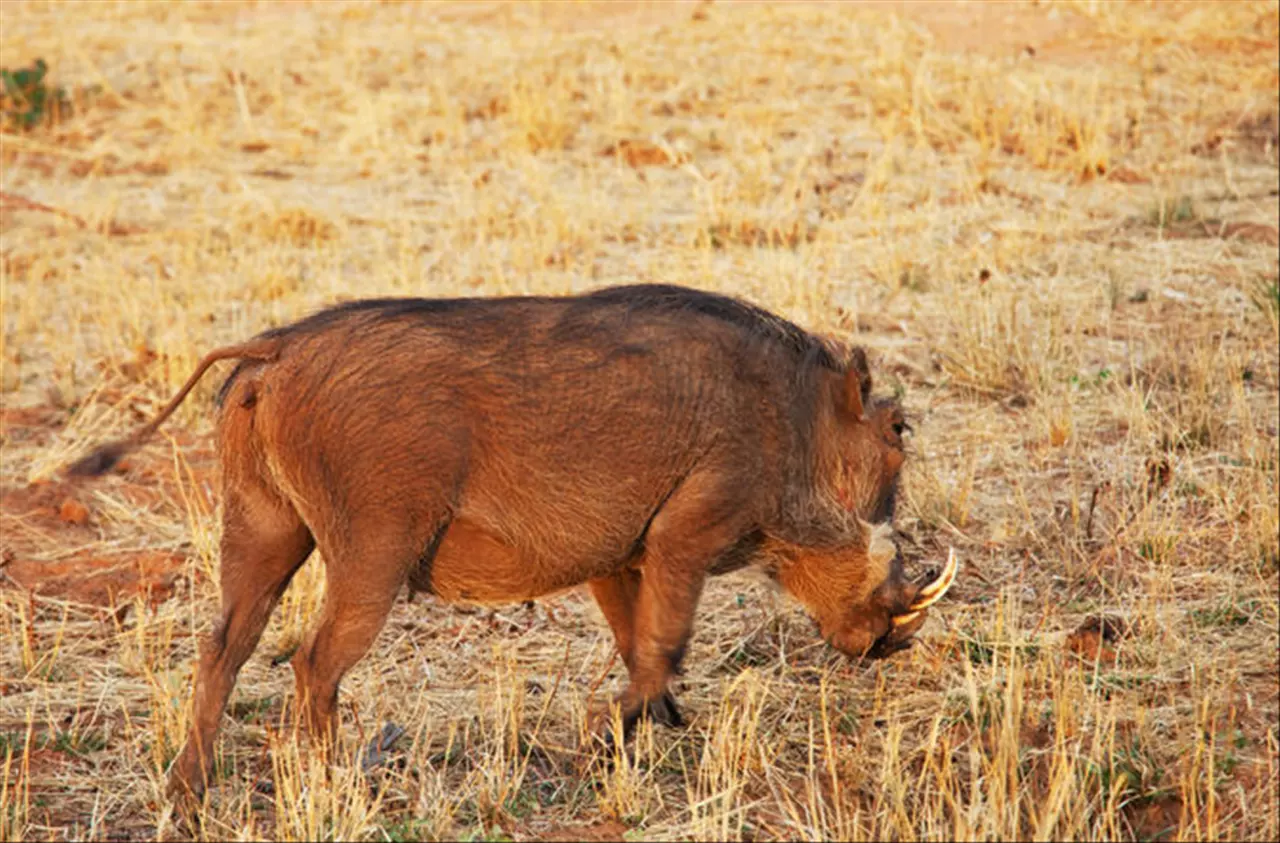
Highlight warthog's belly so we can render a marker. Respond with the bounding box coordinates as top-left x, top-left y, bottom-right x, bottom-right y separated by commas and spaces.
425, 517, 612, 603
